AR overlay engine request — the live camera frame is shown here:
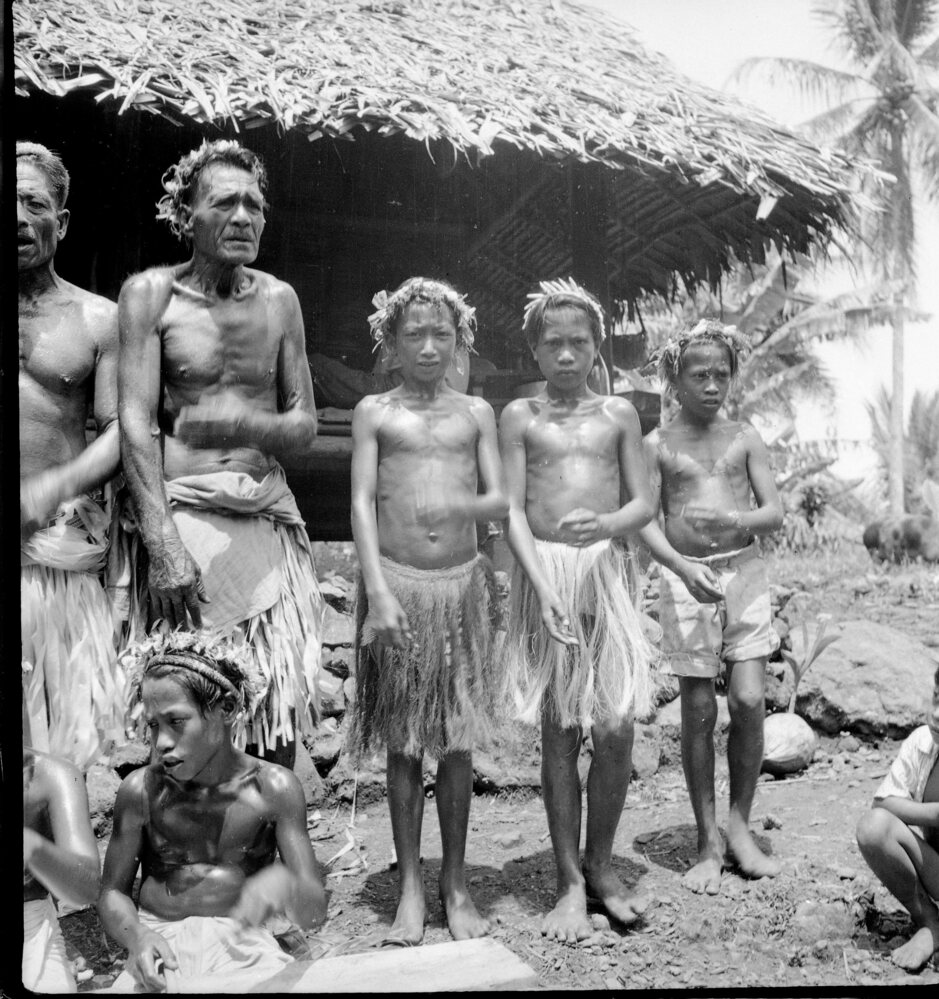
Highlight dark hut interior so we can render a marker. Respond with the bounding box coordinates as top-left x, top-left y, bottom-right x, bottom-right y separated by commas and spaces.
14, 0, 868, 539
